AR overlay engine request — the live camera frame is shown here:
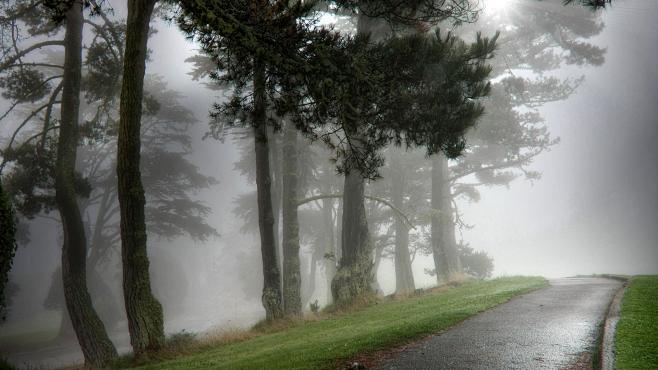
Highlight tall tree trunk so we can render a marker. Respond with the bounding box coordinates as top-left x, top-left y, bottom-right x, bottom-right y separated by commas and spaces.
117, 0, 164, 356
330, 8, 389, 307
55, 2, 117, 366
281, 123, 301, 316
431, 155, 461, 282
391, 157, 415, 295
253, 59, 283, 321
331, 169, 373, 306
